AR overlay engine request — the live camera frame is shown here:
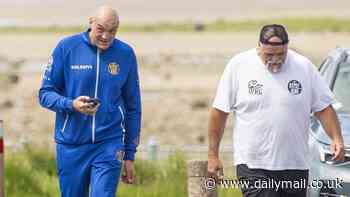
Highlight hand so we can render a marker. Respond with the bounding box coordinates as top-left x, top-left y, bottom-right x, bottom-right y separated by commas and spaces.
331, 140, 345, 162
121, 160, 135, 184
73, 96, 100, 115
207, 156, 224, 182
